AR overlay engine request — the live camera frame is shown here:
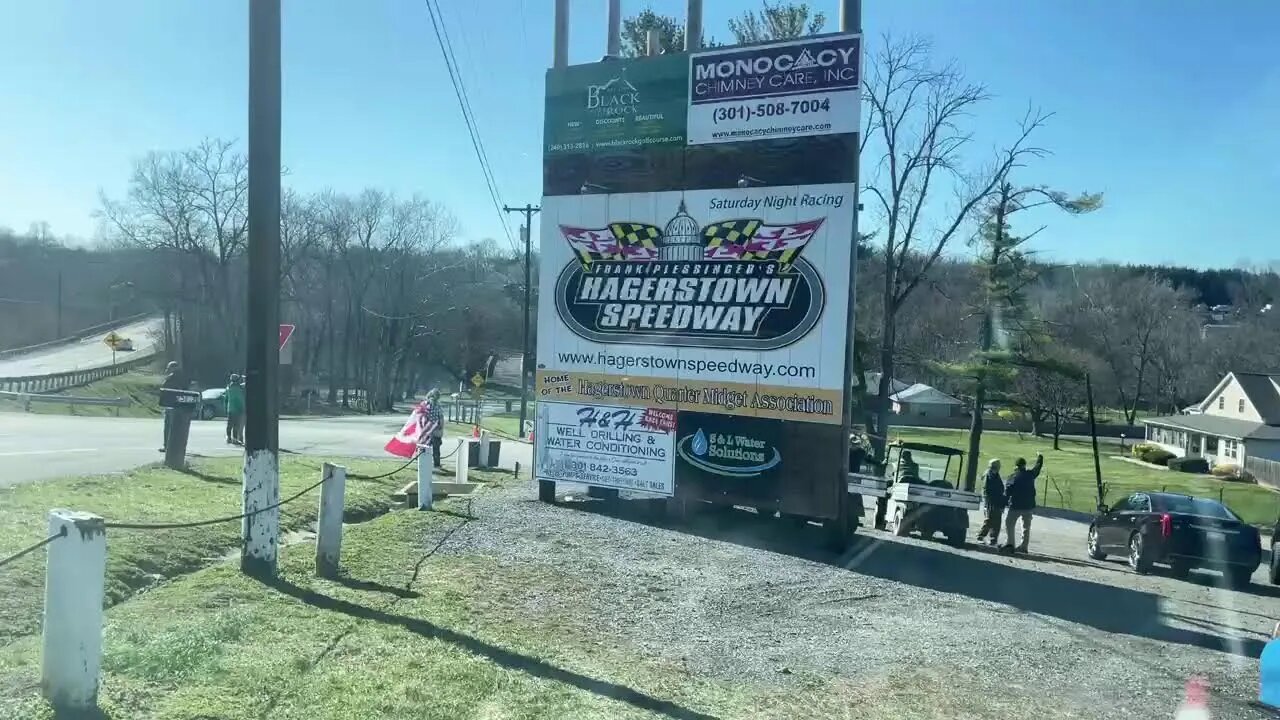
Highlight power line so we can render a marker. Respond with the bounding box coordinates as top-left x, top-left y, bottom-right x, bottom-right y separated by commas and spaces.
423, 0, 517, 253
